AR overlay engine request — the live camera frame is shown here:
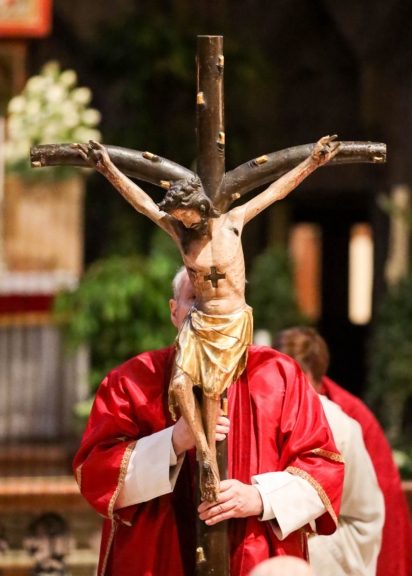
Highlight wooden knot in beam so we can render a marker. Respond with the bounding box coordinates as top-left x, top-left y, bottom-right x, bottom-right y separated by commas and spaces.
142, 151, 160, 162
